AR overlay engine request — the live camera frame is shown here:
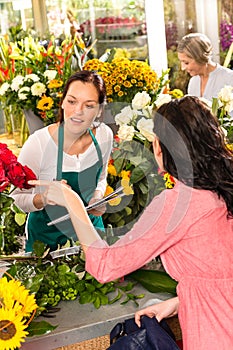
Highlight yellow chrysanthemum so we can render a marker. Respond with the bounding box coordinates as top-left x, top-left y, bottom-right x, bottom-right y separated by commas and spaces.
37, 95, 54, 111
227, 143, 233, 151
0, 308, 28, 350
121, 178, 134, 195
108, 164, 117, 176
